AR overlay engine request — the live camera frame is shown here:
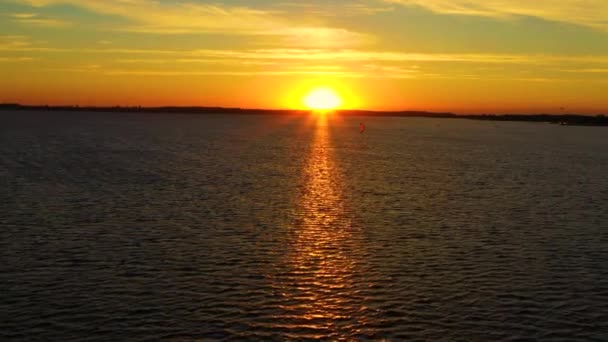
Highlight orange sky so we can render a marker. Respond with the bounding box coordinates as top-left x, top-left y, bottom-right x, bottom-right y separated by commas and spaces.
2, 0, 608, 113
